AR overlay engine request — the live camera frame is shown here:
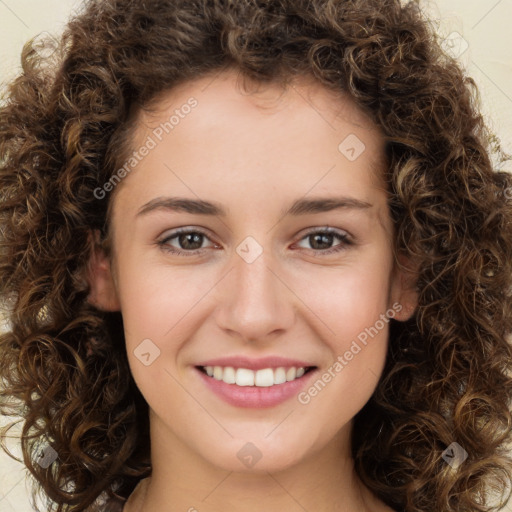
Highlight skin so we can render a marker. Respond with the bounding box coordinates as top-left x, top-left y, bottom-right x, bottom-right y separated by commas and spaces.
88, 68, 417, 512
